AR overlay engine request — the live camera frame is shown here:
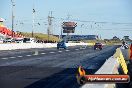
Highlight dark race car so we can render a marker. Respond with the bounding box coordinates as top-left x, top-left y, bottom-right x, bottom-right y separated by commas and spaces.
94, 43, 103, 50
